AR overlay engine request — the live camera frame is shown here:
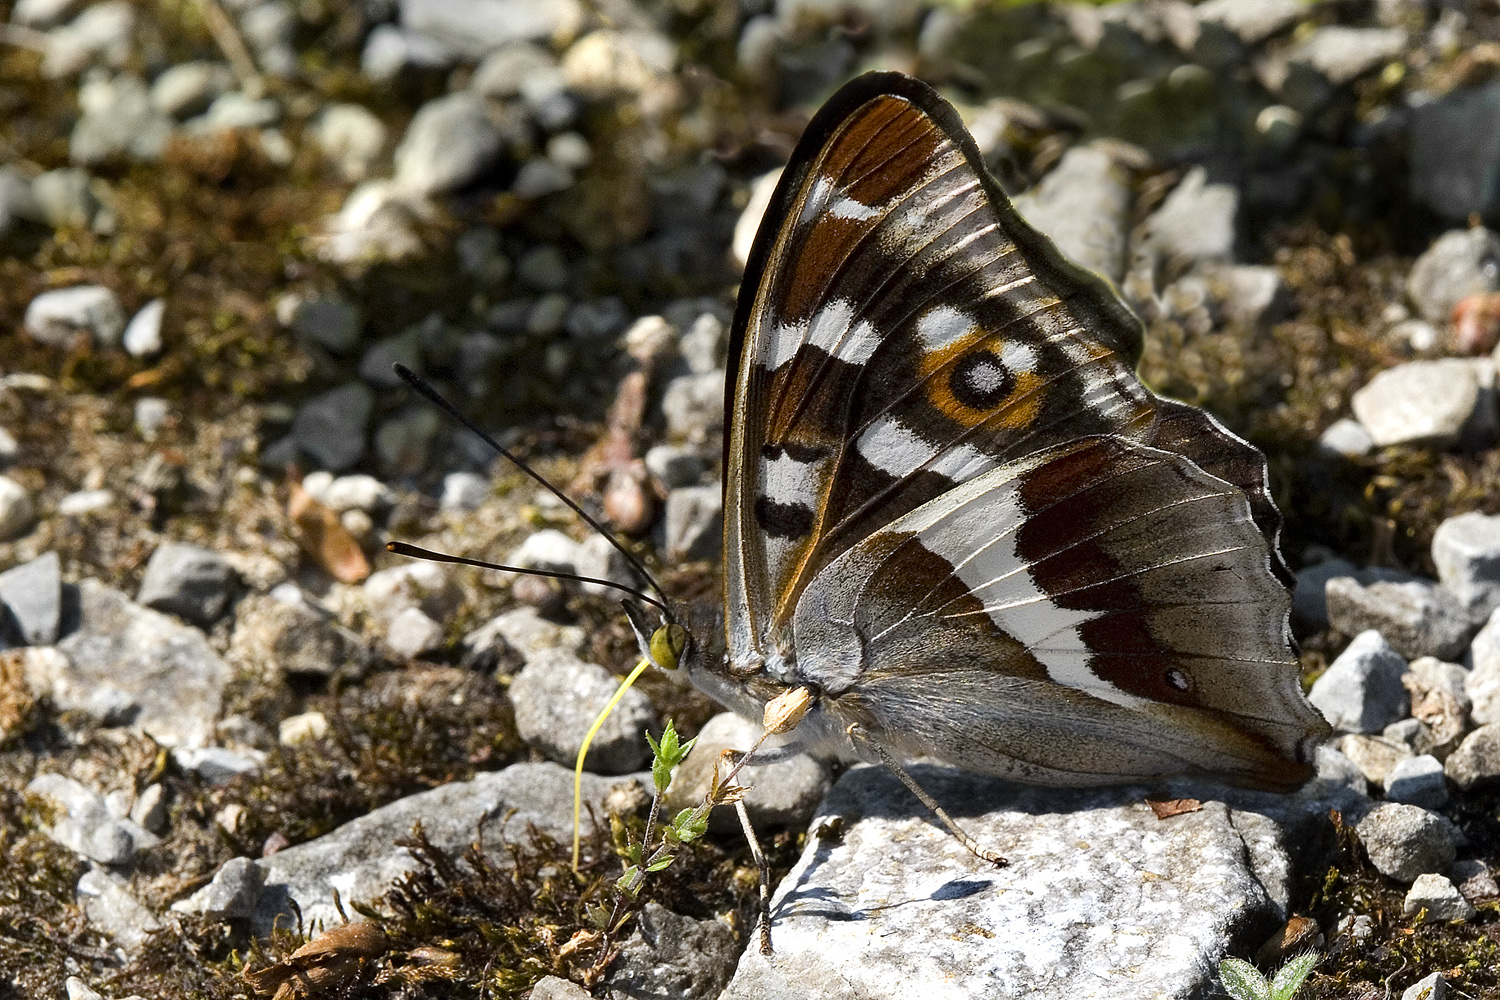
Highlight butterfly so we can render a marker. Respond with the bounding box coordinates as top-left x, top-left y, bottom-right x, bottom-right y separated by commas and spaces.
650, 70, 1329, 862
397, 68, 1331, 958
